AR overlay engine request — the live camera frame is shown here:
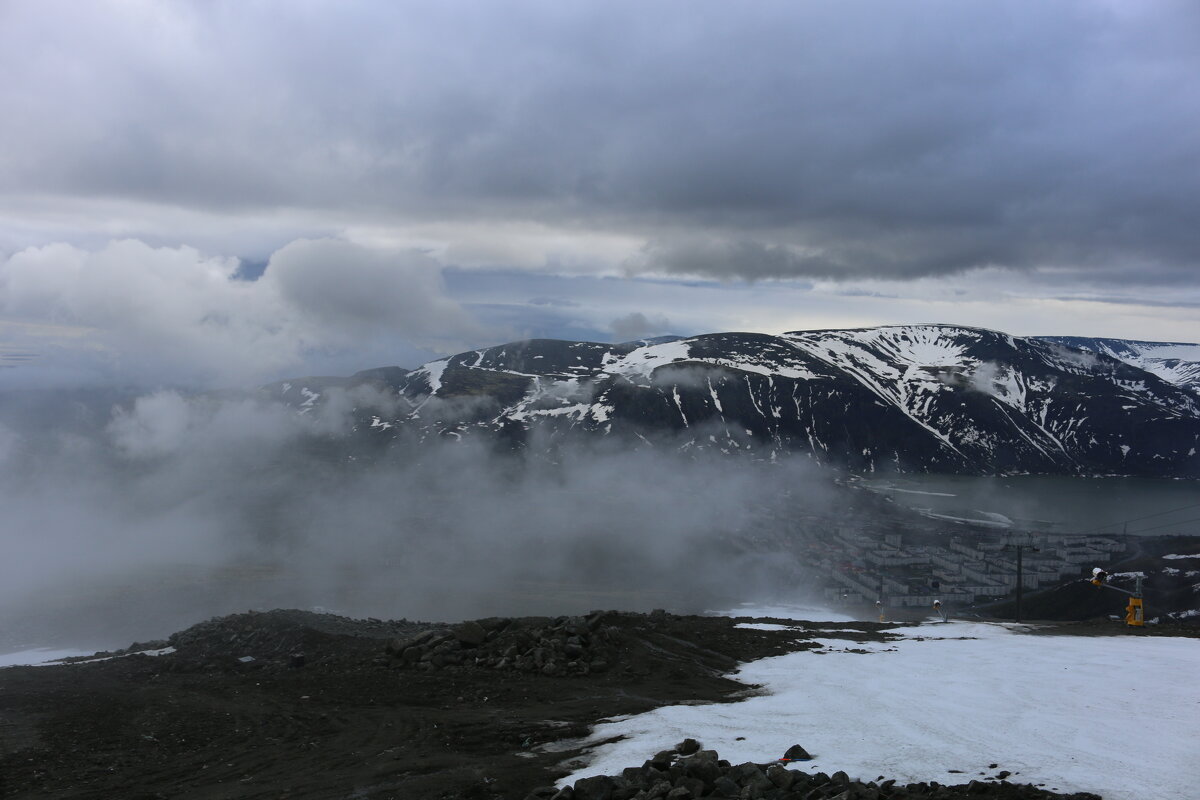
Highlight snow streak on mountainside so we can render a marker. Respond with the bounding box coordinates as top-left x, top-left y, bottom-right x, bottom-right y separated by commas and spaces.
269, 326, 1200, 478
1038, 336, 1200, 395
